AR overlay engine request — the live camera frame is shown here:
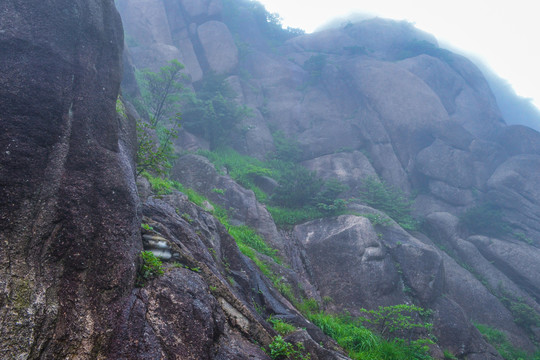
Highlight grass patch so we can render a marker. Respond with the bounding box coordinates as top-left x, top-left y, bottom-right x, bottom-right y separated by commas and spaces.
475, 323, 540, 360
268, 316, 297, 335
267, 206, 329, 228
228, 225, 280, 263
297, 302, 433, 360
